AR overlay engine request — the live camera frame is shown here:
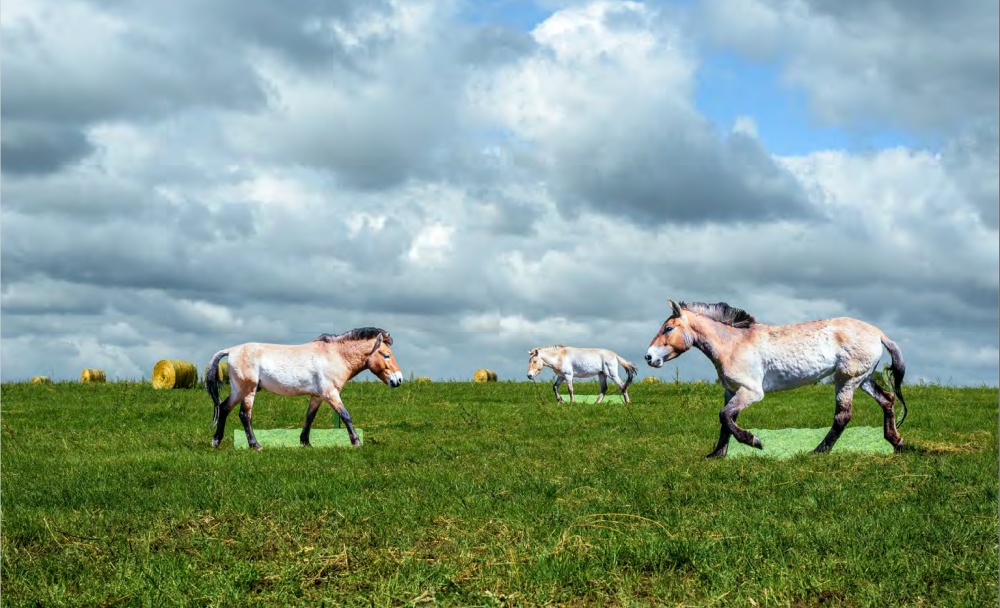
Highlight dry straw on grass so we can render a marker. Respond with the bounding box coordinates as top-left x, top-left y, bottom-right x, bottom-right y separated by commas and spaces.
473, 369, 498, 383
80, 369, 106, 383
415, 376, 433, 384
641, 377, 662, 384
30, 376, 51, 384
152, 360, 198, 389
